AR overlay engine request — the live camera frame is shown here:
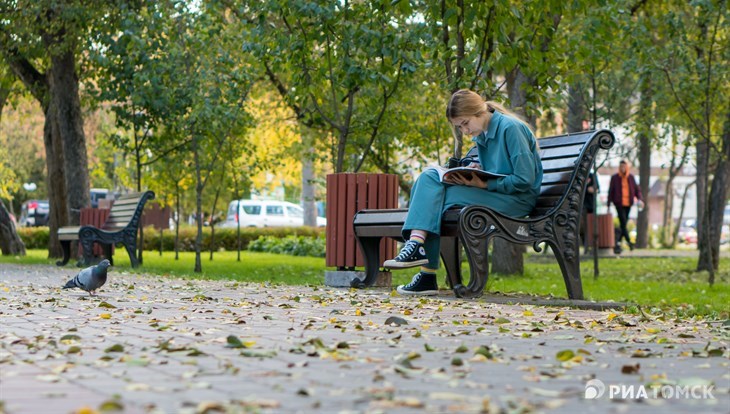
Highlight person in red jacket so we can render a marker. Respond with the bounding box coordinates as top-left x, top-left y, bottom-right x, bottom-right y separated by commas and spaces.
607, 160, 644, 253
